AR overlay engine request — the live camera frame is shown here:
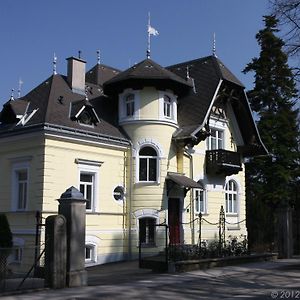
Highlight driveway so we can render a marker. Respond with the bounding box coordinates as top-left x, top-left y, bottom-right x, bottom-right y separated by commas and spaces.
1, 258, 300, 300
